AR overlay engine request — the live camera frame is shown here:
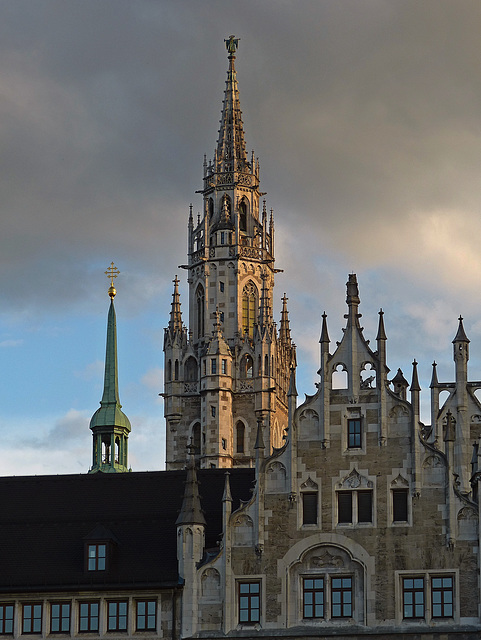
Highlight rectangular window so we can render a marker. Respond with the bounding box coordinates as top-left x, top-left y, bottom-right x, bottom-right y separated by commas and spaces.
393, 489, 408, 522
357, 491, 373, 523
403, 577, 424, 619
338, 491, 373, 524
303, 578, 324, 618
431, 576, 453, 618
79, 602, 99, 632
222, 359, 227, 374
211, 405, 216, 417
219, 281, 225, 292
221, 232, 225, 244
220, 312, 225, 323
0, 605, 14, 635
238, 582, 260, 624
331, 577, 352, 618
211, 358, 217, 374
302, 493, 318, 525
222, 438, 227, 450
338, 491, 352, 523
50, 603, 70, 633
347, 419, 361, 448
22, 604, 42, 634
87, 543, 106, 571
136, 600, 156, 631
108, 601, 128, 632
